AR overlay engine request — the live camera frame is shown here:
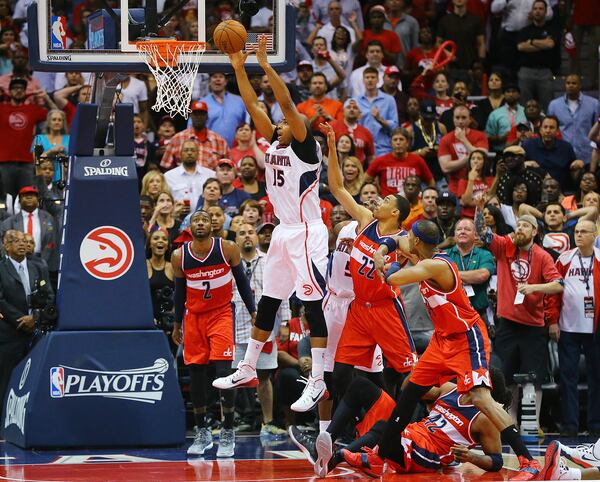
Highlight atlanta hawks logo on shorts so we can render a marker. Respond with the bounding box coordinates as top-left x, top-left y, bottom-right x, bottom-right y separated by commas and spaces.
79, 226, 134, 280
